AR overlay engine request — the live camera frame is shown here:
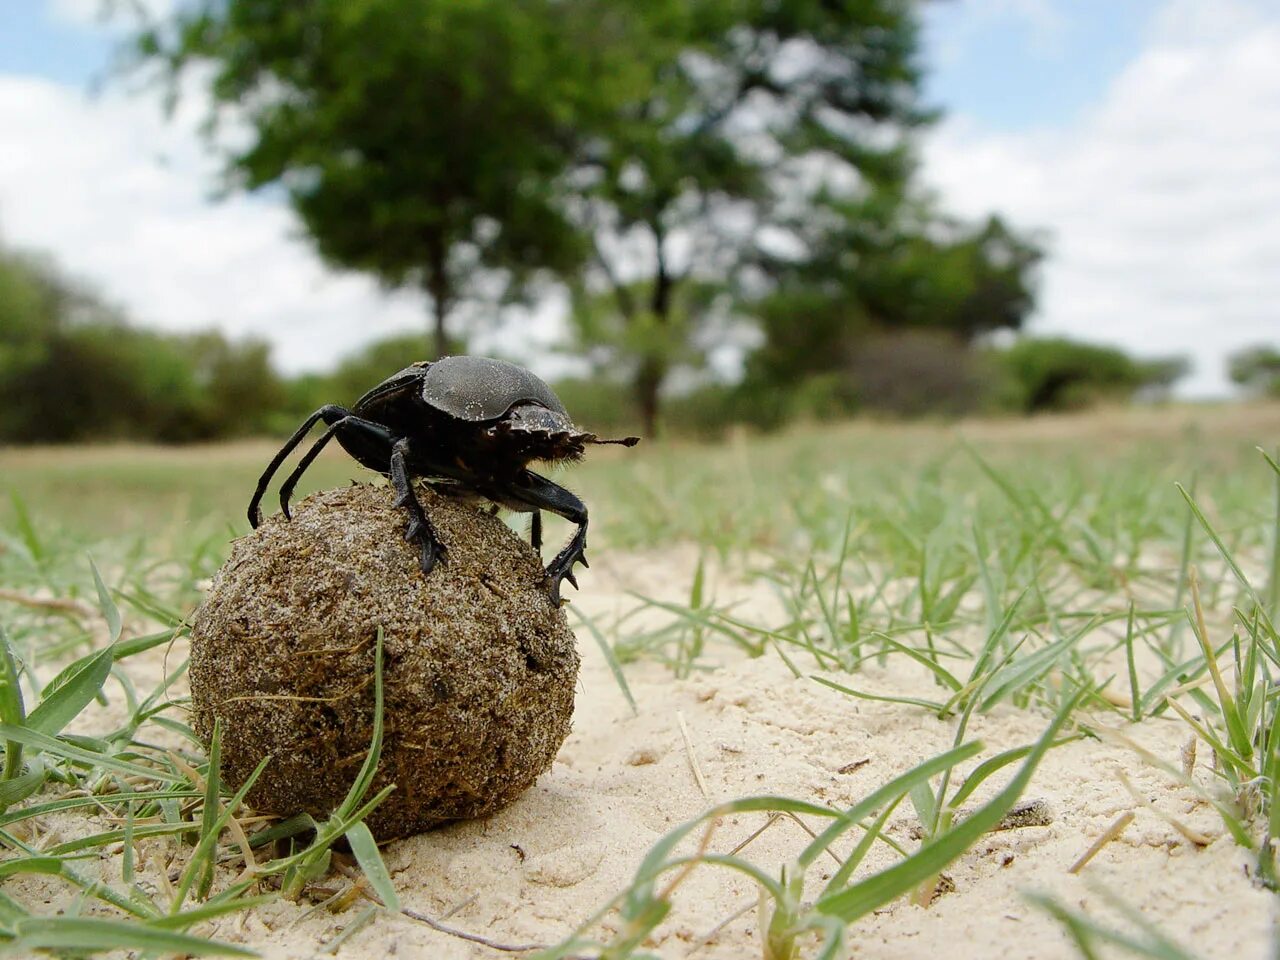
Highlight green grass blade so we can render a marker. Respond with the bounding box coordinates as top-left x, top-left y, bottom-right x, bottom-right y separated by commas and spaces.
1124, 603, 1141, 722
171, 755, 271, 913
817, 689, 1080, 921
196, 721, 223, 900
88, 556, 123, 645
148, 895, 277, 930
0, 788, 201, 828
874, 636, 963, 691
1260, 447, 1280, 620
570, 607, 637, 716
1176, 483, 1272, 630
115, 627, 183, 661
0, 623, 25, 781
821, 797, 903, 891
0, 856, 155, 918
947, 736, 1078, 810
6, 916, 256, 957
7, 492, 45, 571
345, 821, 400, 912
25, 646, 114, 740
0, 724, 182, 782
0, 769, 47, 811
811, 675, 946, 713
1028, 891, 1201, 960
335, 629, 385, 820
796, 741, 984, 870
978, 634, 1073, 712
